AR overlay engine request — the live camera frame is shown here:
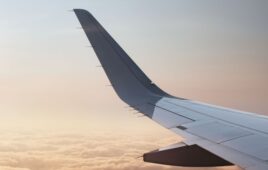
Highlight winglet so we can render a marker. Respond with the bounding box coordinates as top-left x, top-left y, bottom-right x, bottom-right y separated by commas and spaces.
73, 9, 172, 116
